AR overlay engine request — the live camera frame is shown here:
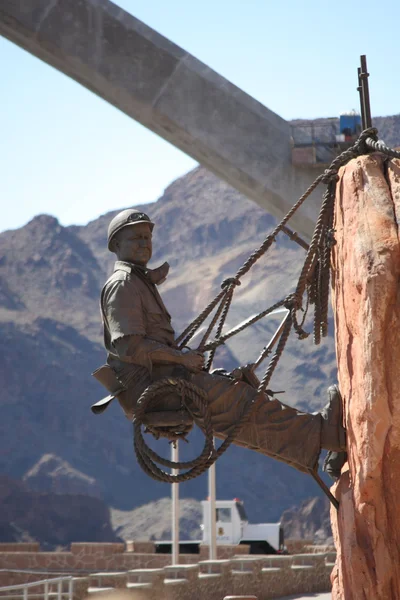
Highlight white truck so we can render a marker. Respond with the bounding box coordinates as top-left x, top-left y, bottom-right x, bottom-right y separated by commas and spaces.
155, 498, 284, 555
